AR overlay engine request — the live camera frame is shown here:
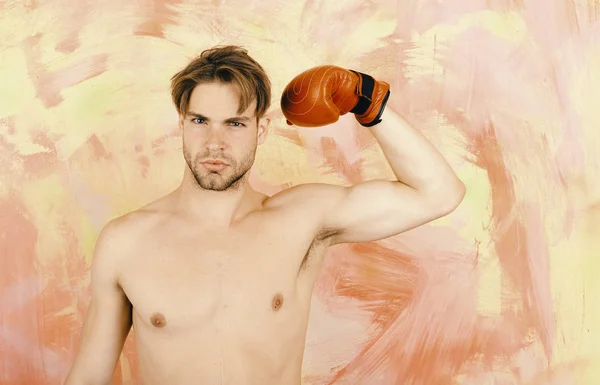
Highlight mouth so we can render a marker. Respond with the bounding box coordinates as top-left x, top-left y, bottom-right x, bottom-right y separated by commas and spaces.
200, 159, 229, 172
